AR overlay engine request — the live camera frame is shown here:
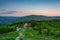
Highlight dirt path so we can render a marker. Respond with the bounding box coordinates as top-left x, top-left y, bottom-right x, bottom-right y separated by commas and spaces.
15, 28, 25, 40
16, 35, 20, 40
